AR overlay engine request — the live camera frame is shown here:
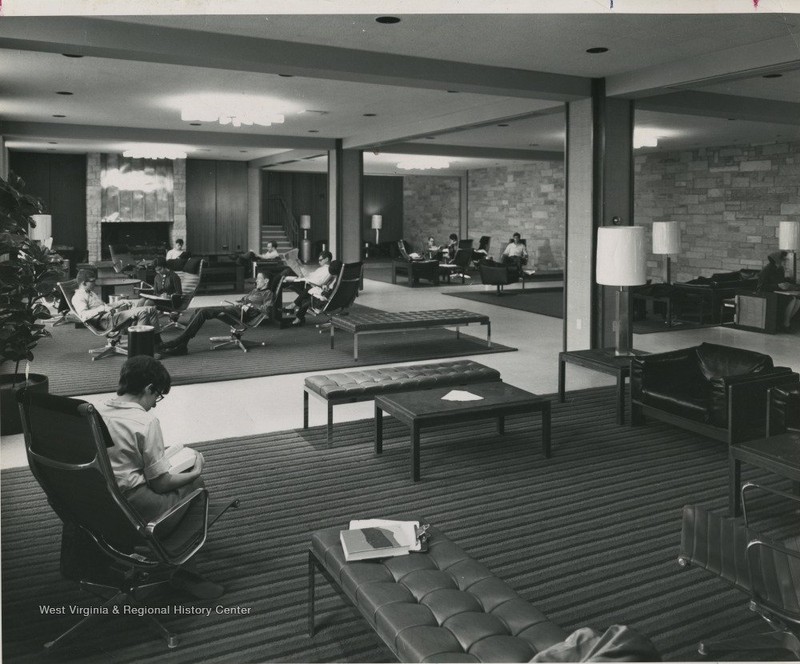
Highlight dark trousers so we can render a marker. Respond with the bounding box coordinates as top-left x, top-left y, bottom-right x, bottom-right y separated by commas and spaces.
166, 306, 240, 347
